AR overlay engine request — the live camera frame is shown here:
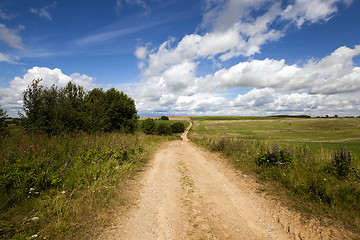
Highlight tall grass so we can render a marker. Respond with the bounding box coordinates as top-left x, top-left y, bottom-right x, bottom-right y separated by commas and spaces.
0, 128, 167, 239
194, 136, 360, 233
